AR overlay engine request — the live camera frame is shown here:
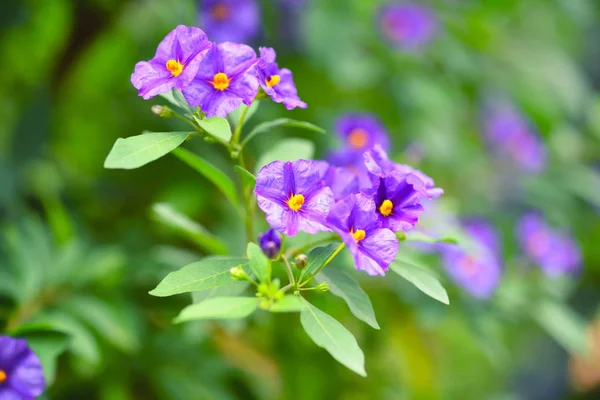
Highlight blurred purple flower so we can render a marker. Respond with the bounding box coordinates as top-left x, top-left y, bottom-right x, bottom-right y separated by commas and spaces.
257, 47, 307, 110
182, 42, 259, 117
0, 336, 45, 399
441, 220, 502, 299
517, 213, 581, 276
200, 0, 260, 43
482, 104, 546, 173
326, 148, 371, 188
365, 145, 443, 198
326, 193, 398, 276
255, 160, 334, 236
323, 165, 360, 201
377, 2, 438, 51
131, 25, 211, 100
336, 114, 390, 154
258, 228, 281, 258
